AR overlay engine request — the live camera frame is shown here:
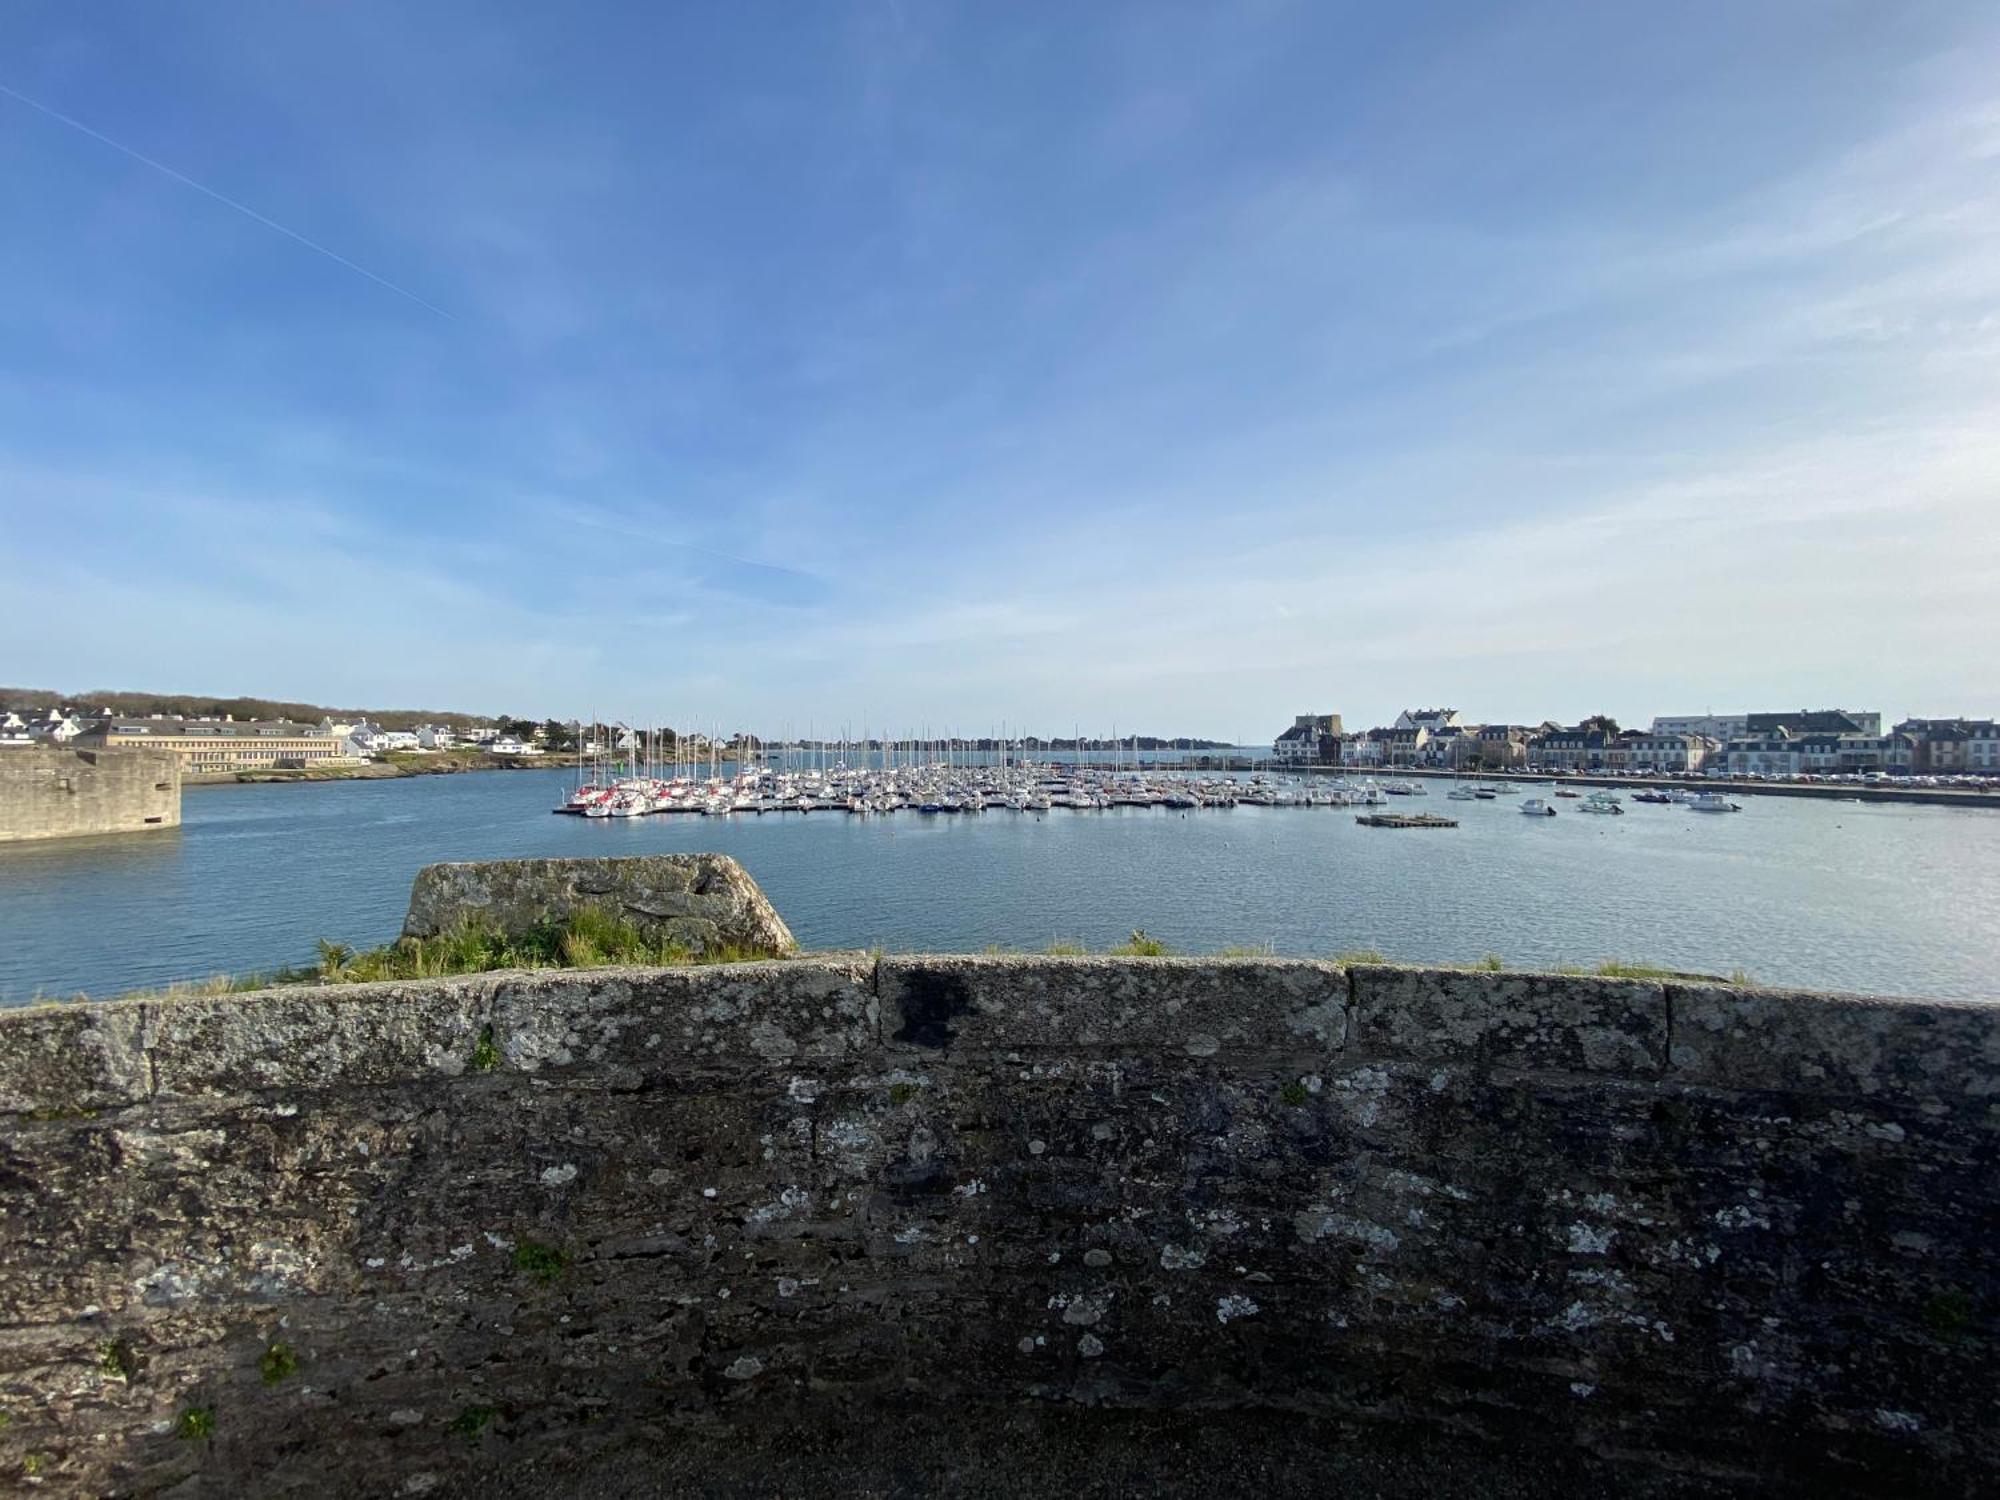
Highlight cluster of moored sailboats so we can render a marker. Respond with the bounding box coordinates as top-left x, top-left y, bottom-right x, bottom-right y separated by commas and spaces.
554, 760, 1744, 820
555, 761, 1411, 818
